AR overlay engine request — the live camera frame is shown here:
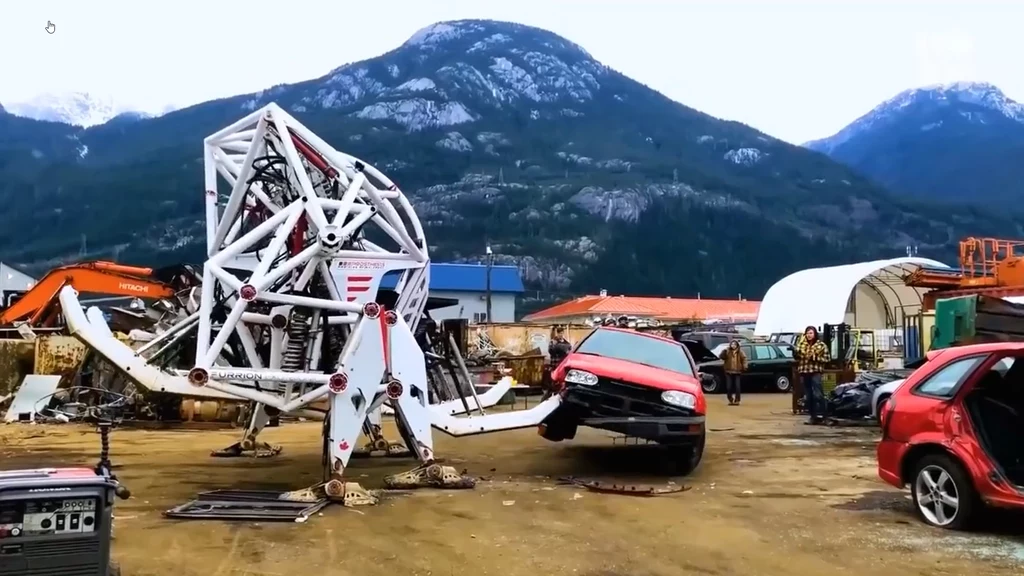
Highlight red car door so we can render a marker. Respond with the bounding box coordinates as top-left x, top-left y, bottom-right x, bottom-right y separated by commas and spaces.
889, 355, 988, 444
